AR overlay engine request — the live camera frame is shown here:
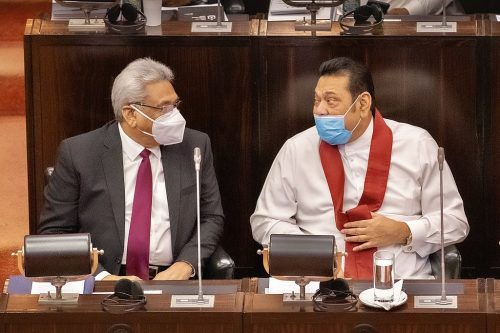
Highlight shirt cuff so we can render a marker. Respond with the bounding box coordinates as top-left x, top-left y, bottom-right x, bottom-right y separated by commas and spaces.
95, 270, 111, 281
403, 218, 429, 254
400, 2, 426, 15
